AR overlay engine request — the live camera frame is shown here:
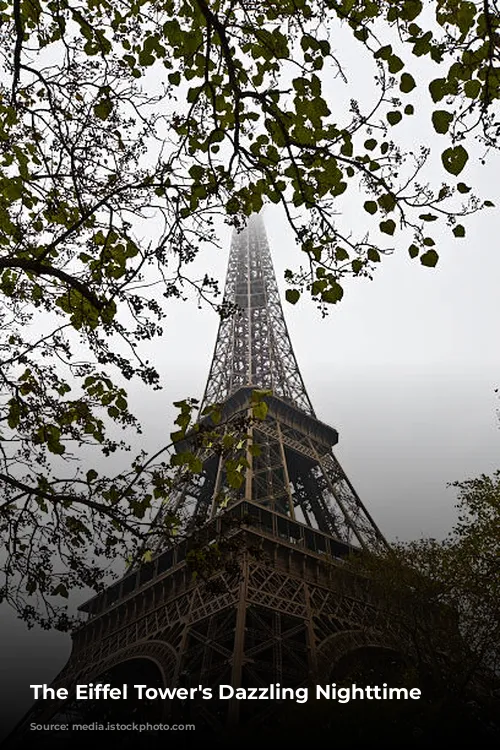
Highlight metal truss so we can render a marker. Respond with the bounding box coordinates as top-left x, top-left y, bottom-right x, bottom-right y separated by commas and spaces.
201, 215, 314, 415
16, 529, 402, 735
193, 216, 387, 552
171, 387, 386, 552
